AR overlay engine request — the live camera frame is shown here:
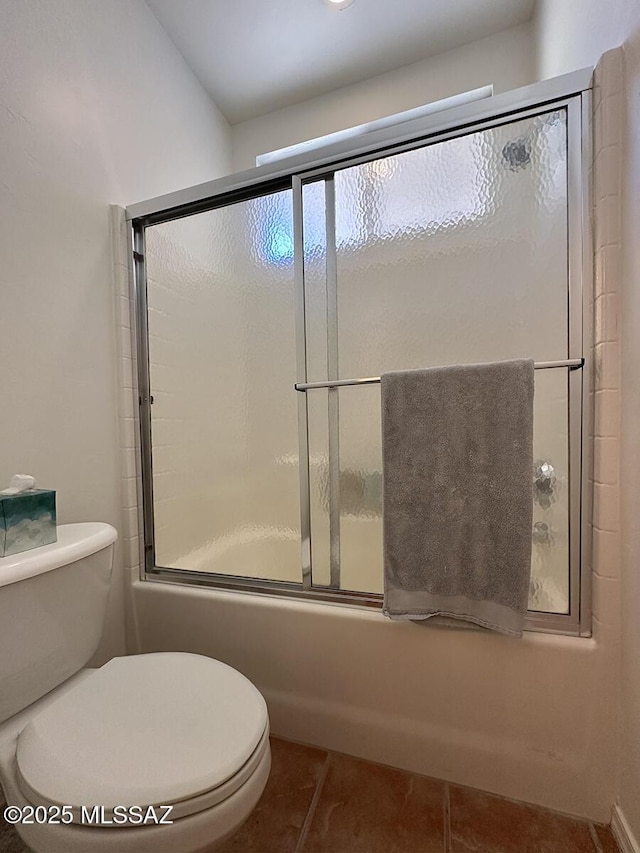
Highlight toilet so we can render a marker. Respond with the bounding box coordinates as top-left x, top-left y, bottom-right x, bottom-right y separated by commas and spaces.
0, 523, 271, 853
